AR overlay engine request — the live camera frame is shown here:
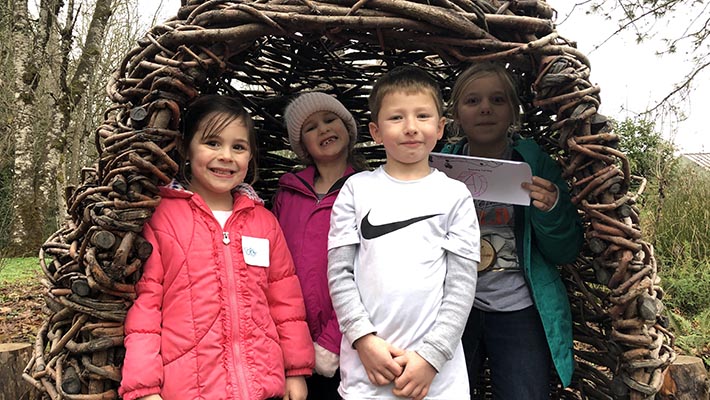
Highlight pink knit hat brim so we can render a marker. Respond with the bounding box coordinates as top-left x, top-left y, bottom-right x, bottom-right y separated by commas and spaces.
283, 92, 358, 161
